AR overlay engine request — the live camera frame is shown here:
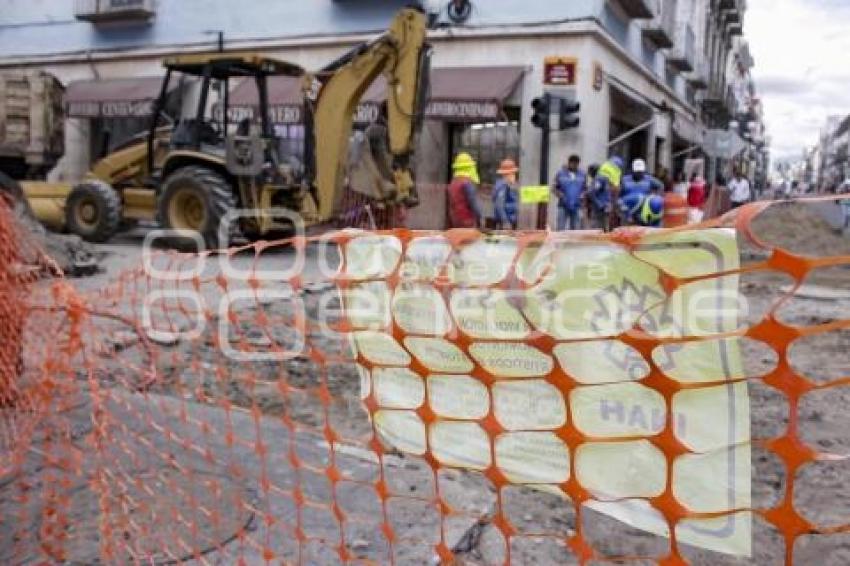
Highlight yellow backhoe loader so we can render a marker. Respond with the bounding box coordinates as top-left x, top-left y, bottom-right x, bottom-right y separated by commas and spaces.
23, 7, 430, 246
